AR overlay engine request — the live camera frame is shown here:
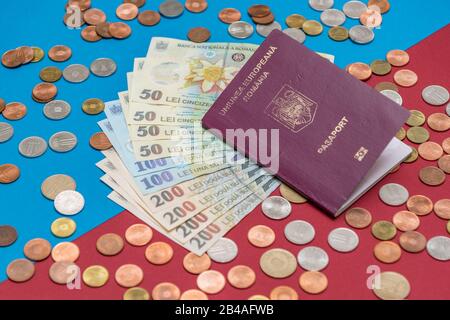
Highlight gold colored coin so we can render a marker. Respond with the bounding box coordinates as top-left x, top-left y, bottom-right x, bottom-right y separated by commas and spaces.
286, 14, 306, 29
375, 81, 398, 92
39, 66, 63, 83
406, 126, 429, 144
370, 59, 392, 76
260, 248, 297, 279
395, 127, 406, 140
302, 20, 323, 36
123, 287, 150, 300
419, 166, 446, 186
248, 294, 269, 300
41, 174, 76, 200
371, 220, 397, 240
328, 26, 349, 41
31, 47, 45, 63
51, 217, 77, 238
82, 265, 109, 288
373, 271, 410, 300
406, 110, 426, 127
403, 147, 418, 163
447, 221, 450, 234
280, 184, 307, 204
82, 98, 105, 115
